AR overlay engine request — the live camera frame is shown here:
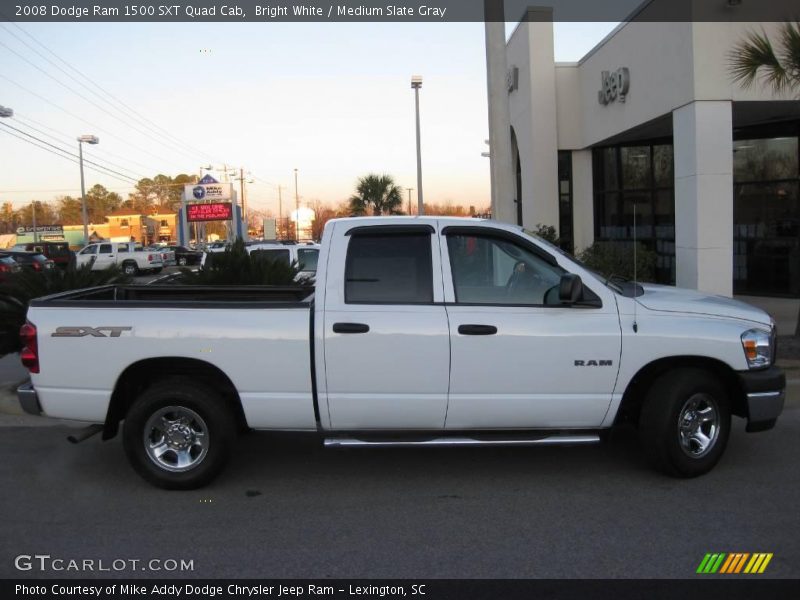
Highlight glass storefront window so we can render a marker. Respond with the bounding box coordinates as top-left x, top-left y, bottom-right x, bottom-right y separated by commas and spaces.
733, 138, 798, 183
621, 146, 651, 189
558, 151, 574, 253
593, 143, 675, 284
733, 133, 800, 297
653, 145, 673, 187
